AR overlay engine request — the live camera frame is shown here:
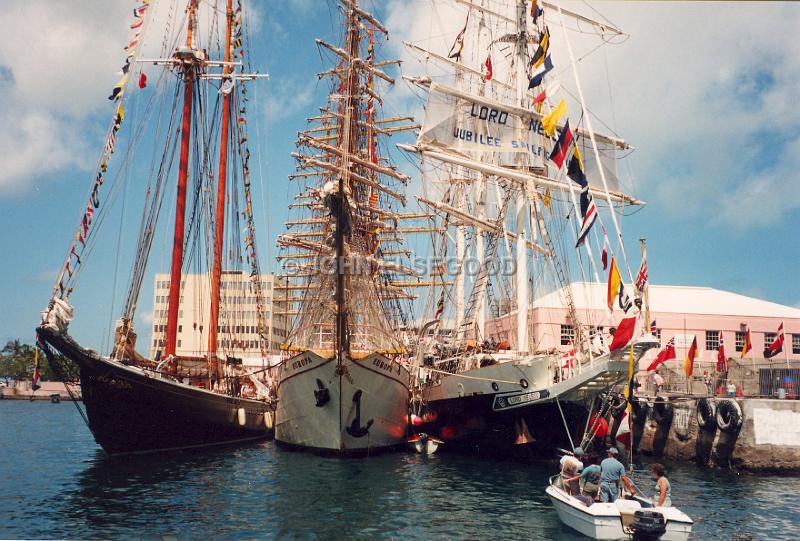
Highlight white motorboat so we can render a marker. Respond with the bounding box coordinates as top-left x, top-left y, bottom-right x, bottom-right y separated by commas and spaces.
546, 476, 693, 540
407, 433, 443, 455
